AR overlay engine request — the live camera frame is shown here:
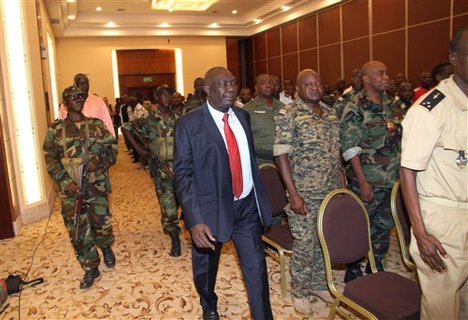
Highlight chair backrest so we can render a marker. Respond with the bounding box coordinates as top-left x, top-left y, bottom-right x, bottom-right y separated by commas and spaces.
259, 163, 288, 217
391, 180, 411, 245
318, 189, 372, 265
